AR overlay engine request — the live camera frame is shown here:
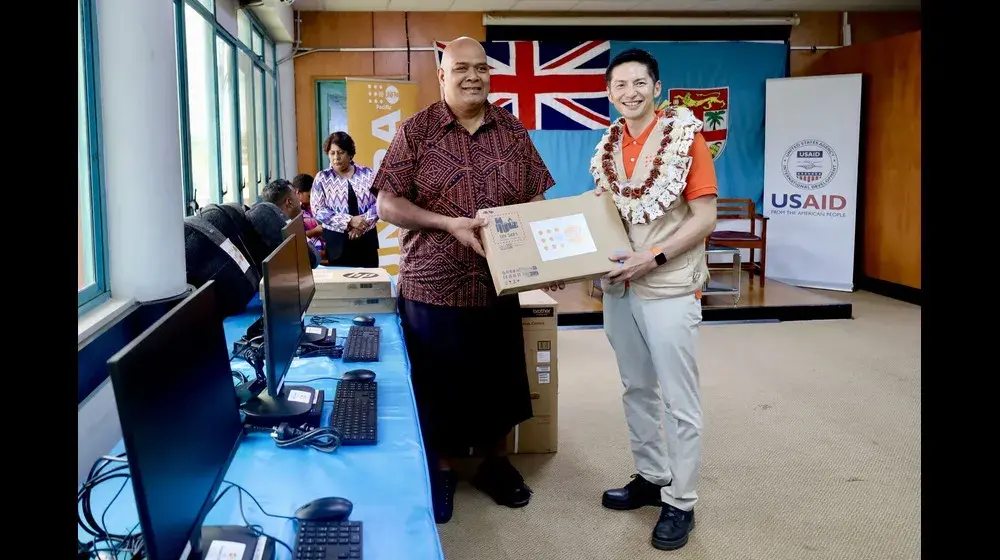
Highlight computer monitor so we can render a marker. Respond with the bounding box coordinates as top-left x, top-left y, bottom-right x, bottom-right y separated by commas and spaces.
281, 214, 316, 317
106, 281, 274, 560
242, 235, 323, 427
